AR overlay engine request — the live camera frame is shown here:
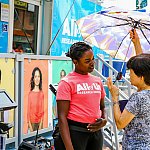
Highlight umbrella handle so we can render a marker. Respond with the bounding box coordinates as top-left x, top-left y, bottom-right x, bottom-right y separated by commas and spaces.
113, 72, 122, 84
